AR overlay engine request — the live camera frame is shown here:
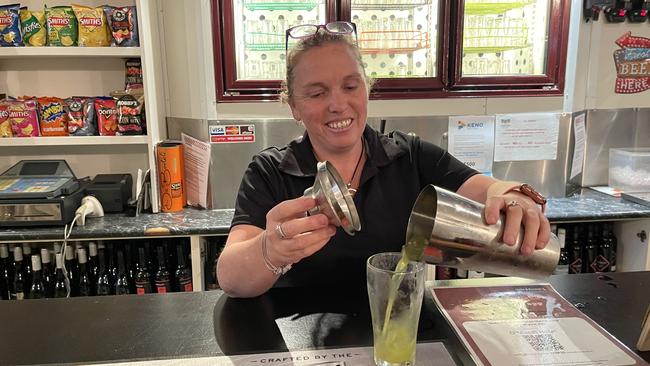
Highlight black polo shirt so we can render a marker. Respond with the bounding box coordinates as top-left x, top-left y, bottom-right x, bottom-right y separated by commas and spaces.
232, 125, 478, 288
